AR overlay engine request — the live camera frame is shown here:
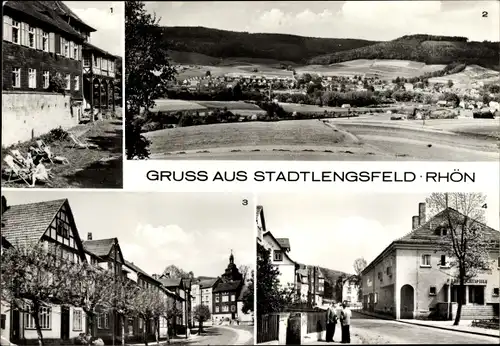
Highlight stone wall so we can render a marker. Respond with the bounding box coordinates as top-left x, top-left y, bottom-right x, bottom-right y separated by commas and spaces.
2, 91, 78, 146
